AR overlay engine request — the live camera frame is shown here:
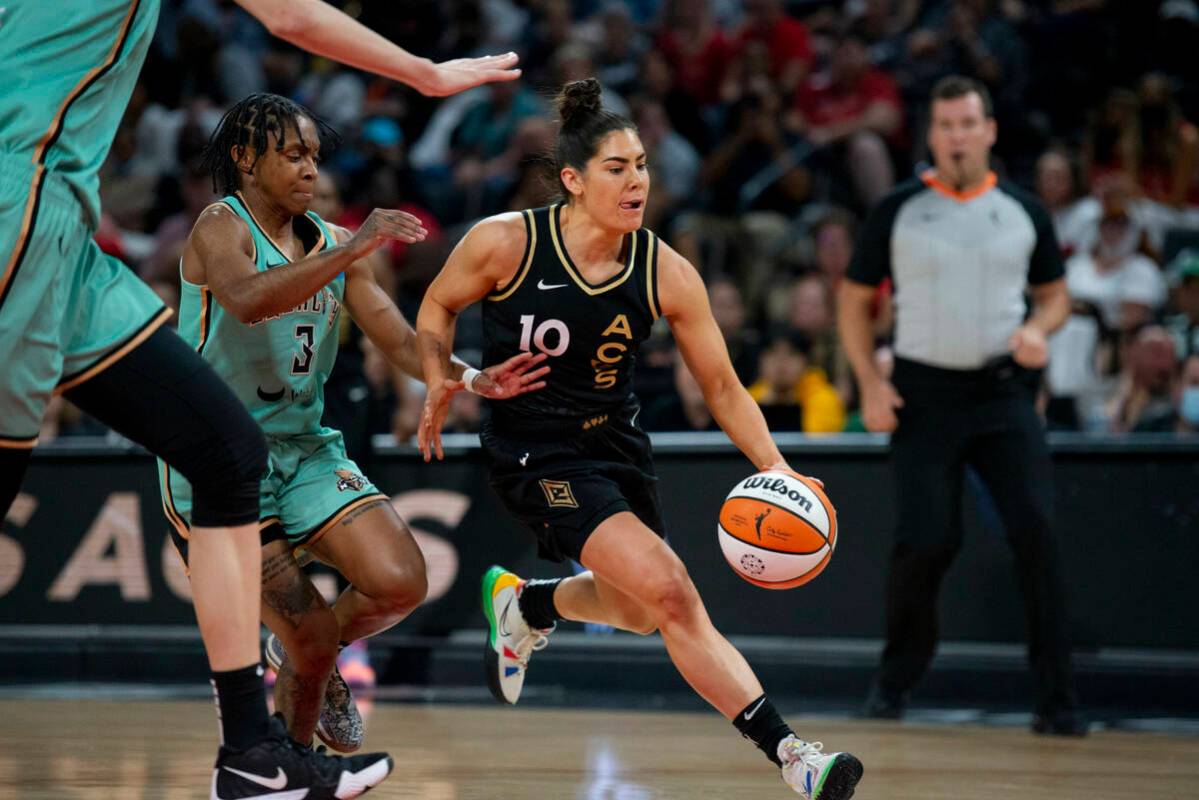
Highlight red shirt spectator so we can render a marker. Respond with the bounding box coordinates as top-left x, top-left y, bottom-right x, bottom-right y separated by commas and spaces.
795, 69, 902, 138
733, 0, 812, 93
656, 27, 733, 106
